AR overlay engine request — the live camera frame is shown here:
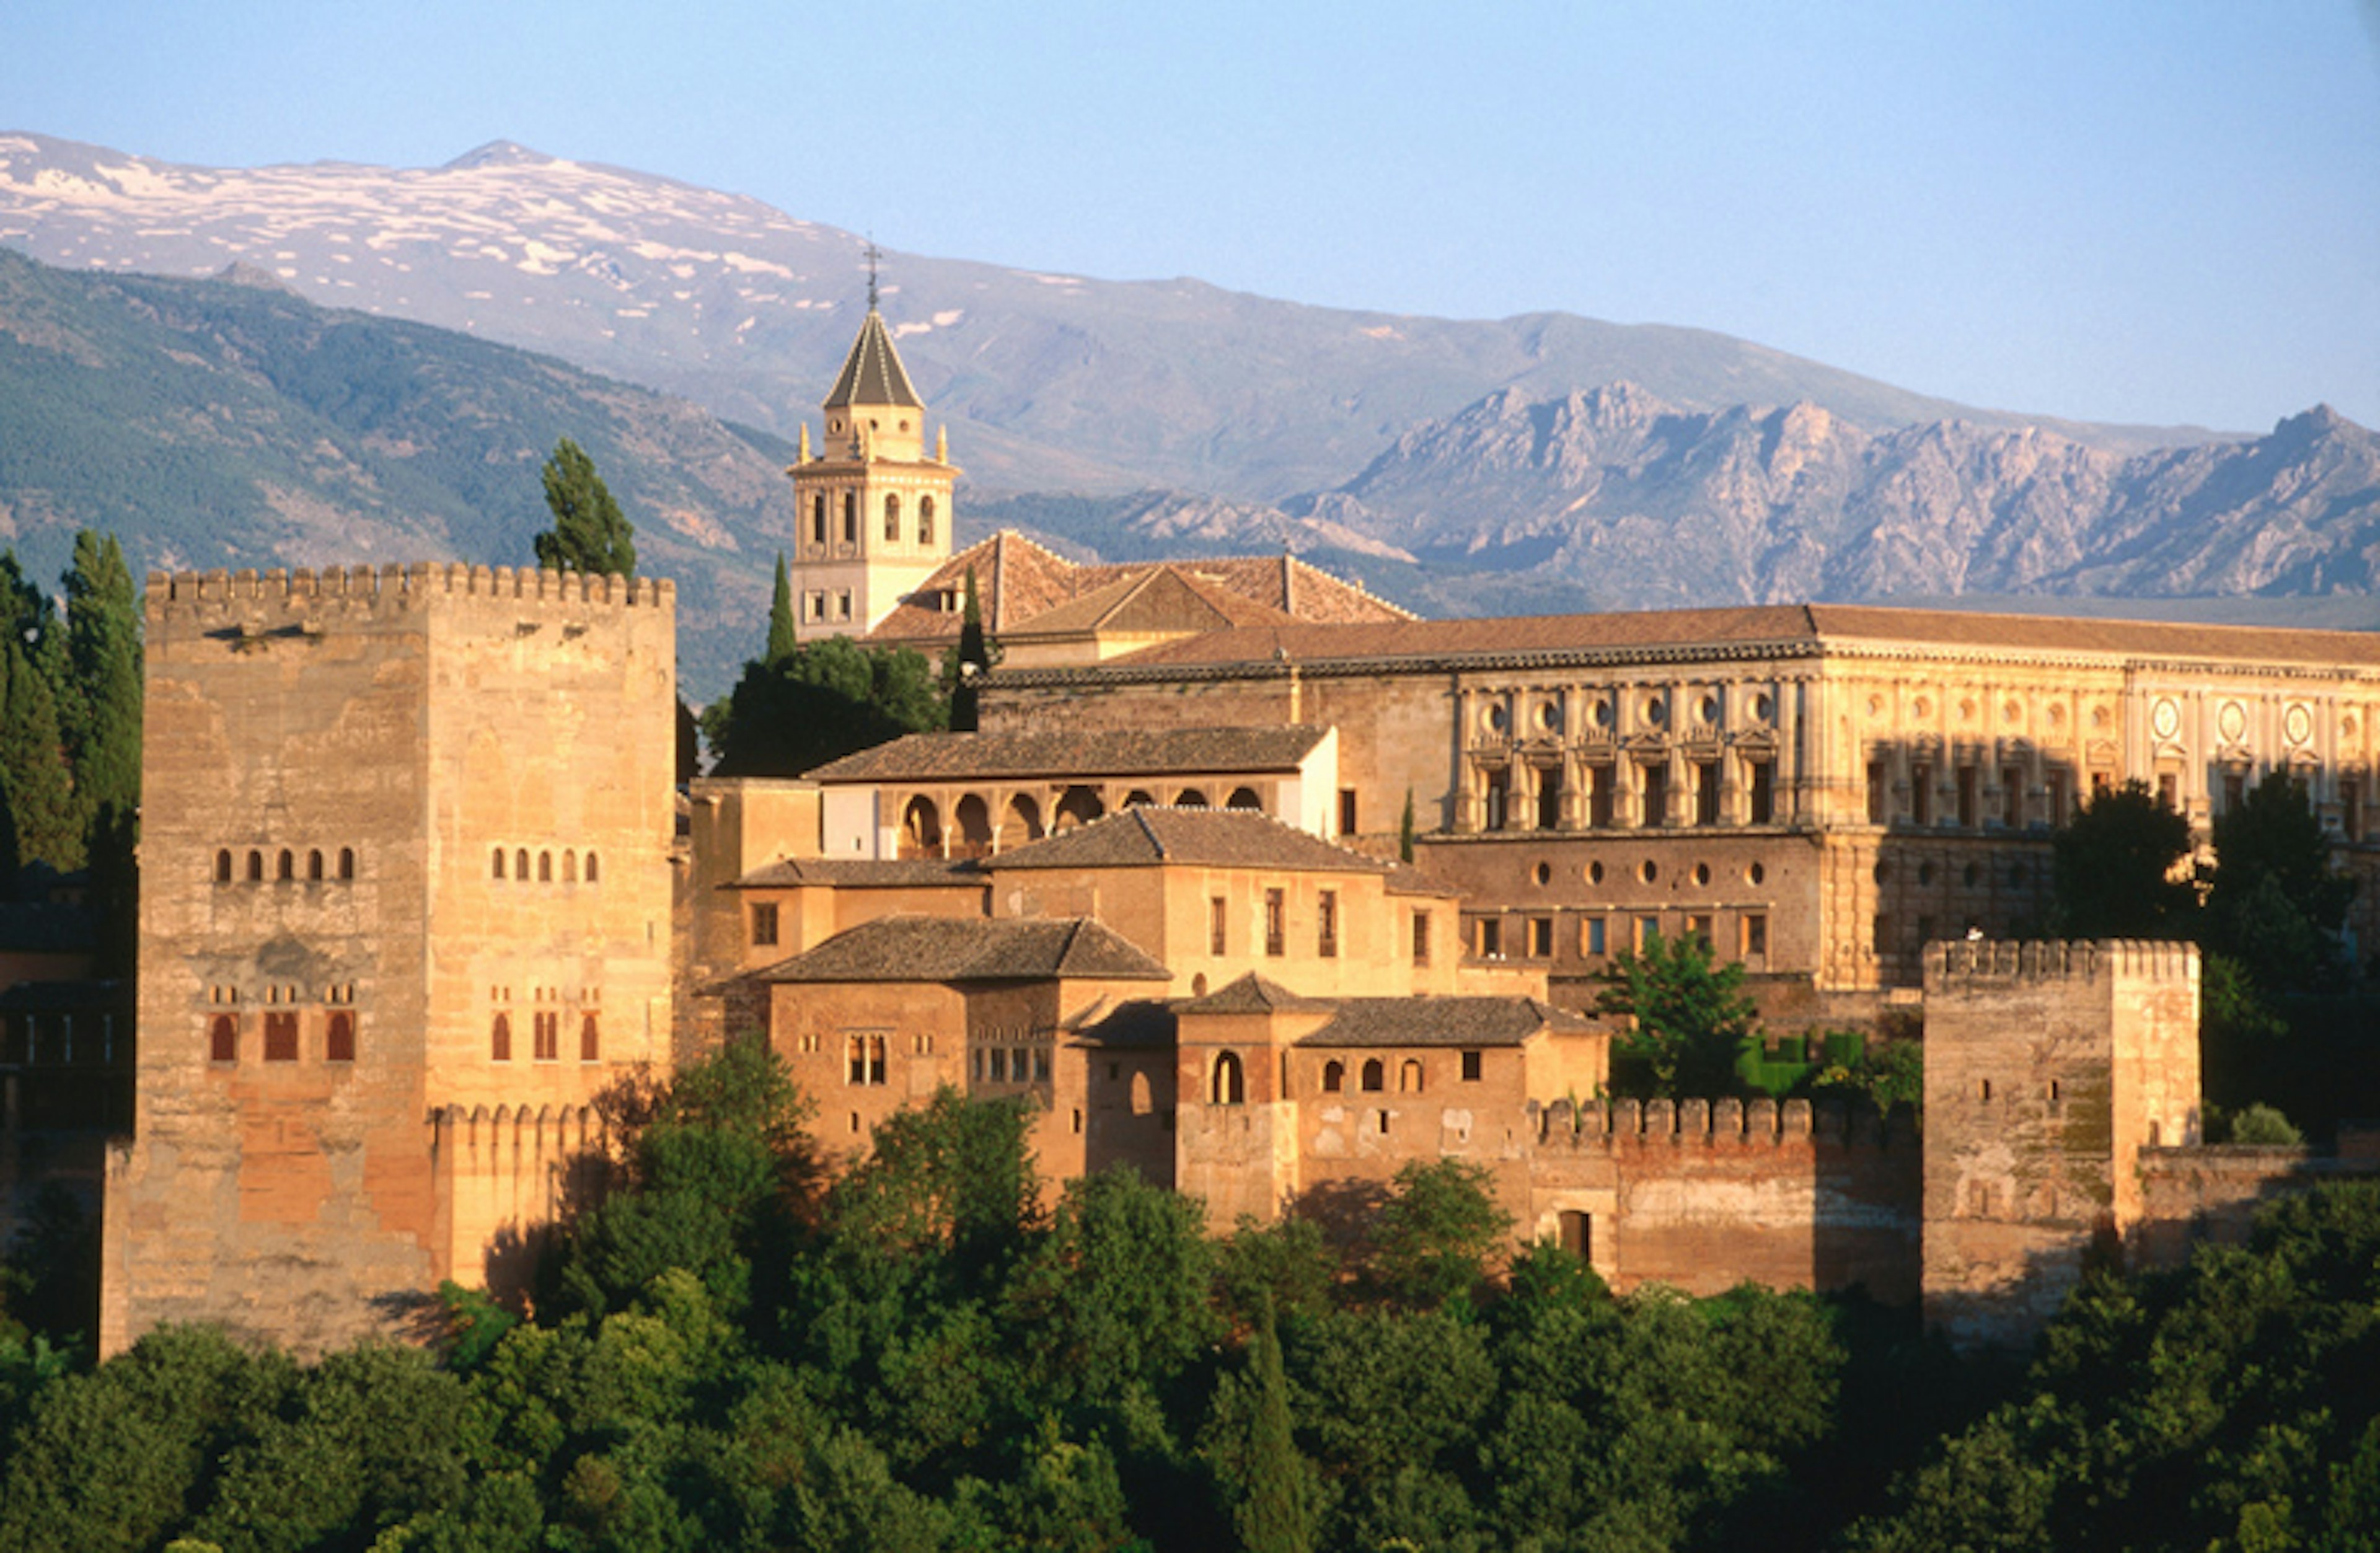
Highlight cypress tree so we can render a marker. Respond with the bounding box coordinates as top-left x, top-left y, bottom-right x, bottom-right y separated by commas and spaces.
1202, 1298, 1317, 1553
950, 568, 990, 734
63, 530, 142, 841
532, 438, 637, 578
0, 637, 81, 874
1399, 788, 1416, 863
766, 553, 798, 666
